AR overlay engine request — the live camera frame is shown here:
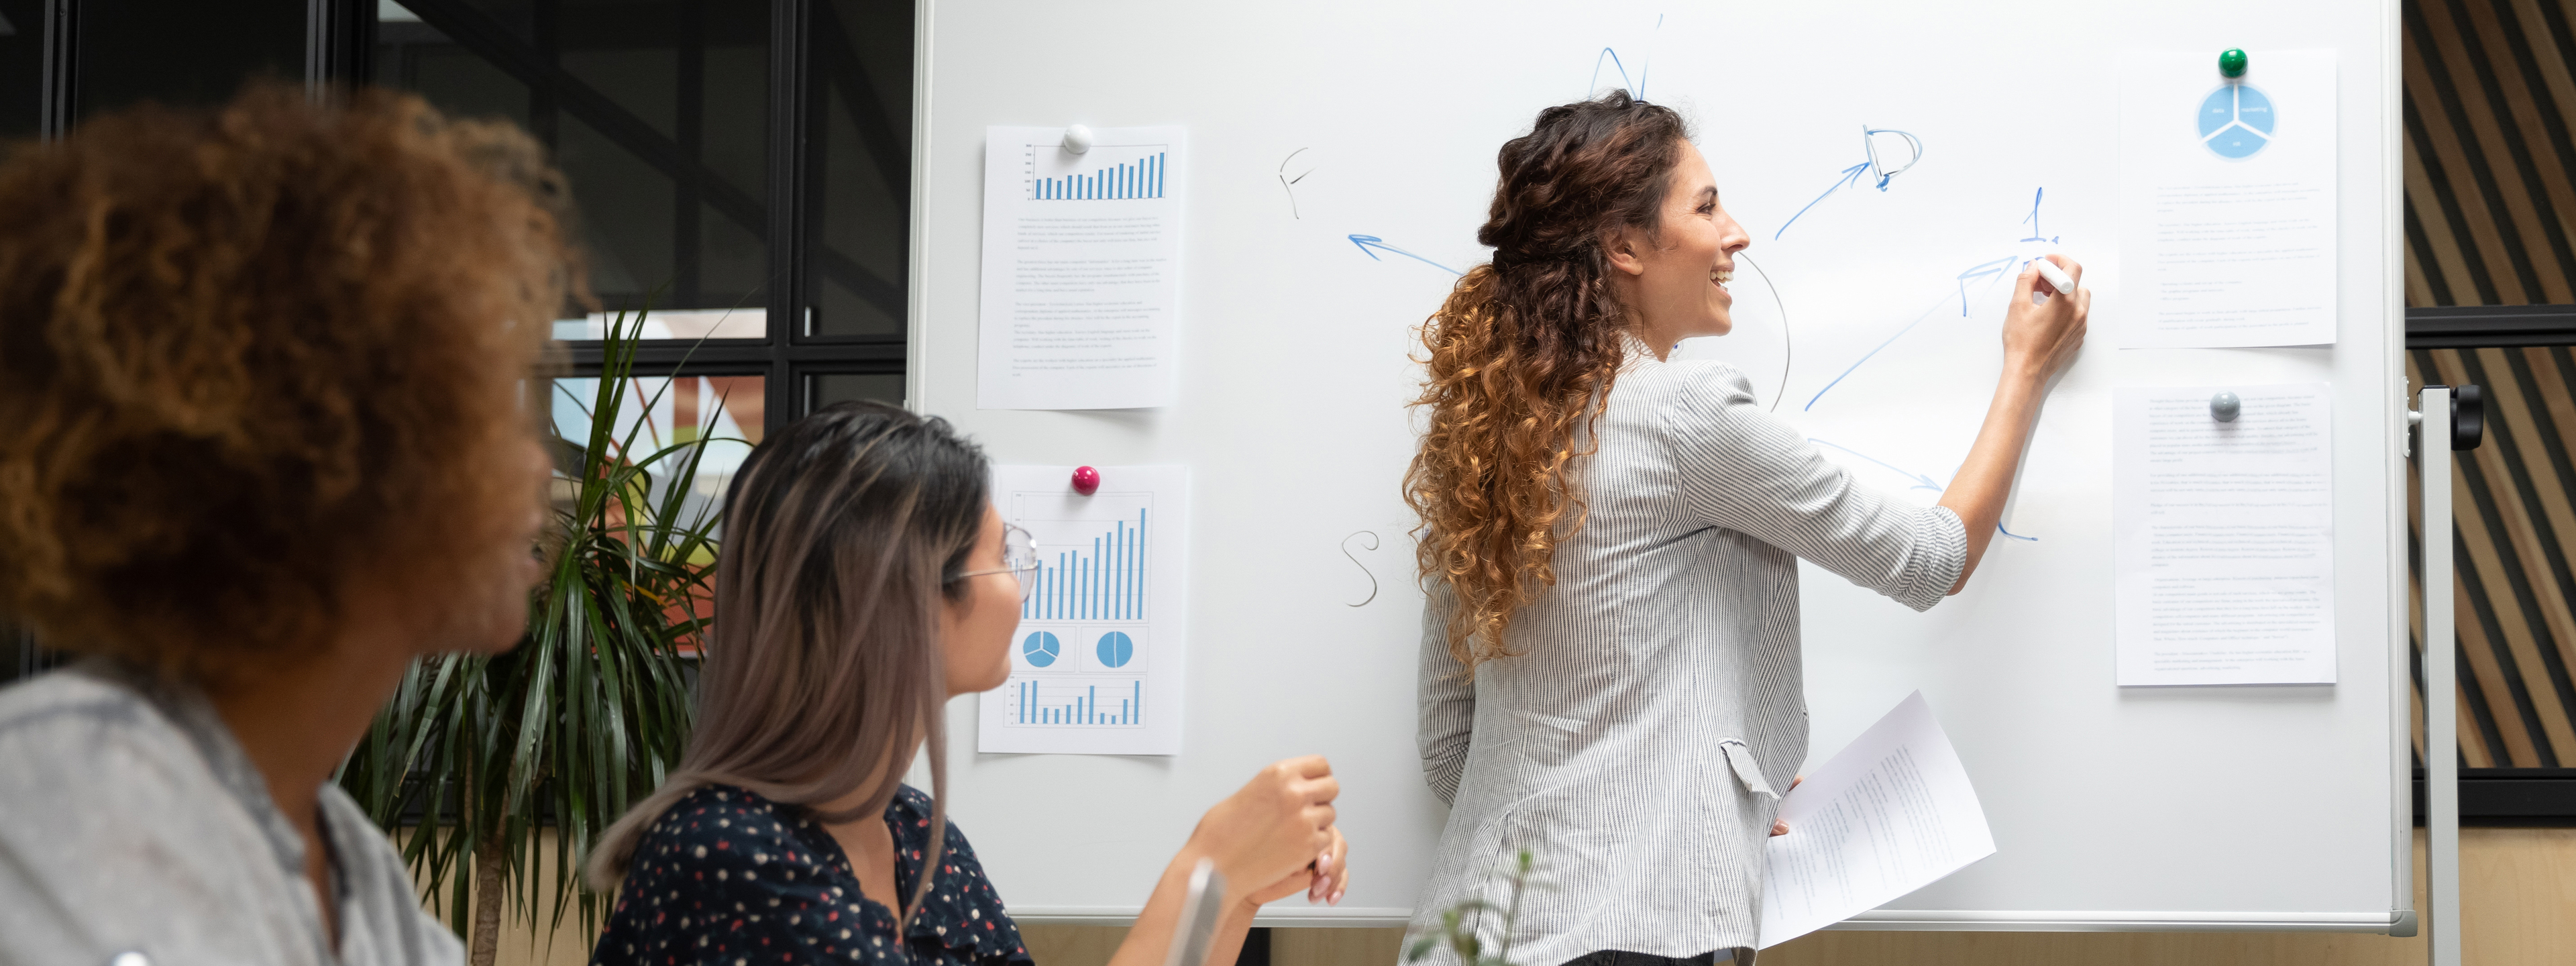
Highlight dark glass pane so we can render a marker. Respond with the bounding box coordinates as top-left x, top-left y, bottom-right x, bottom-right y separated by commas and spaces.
806, 0, 909, 338
74, 0, 303, 118
559, 112, 676, 301
809, 372, 903, 412
374, 0, 769, 338
378, 9, 533, 129
700, 201, 765, 307
557, 2, 675, 140
0, 0, 40, 141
